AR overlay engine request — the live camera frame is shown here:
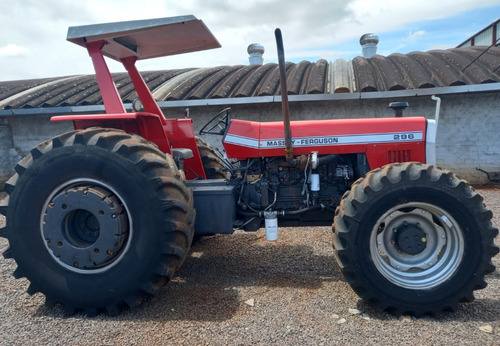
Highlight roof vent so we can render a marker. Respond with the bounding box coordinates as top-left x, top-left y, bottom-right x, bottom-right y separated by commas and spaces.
248, 43, 265, 65
360, 33, 379, 58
